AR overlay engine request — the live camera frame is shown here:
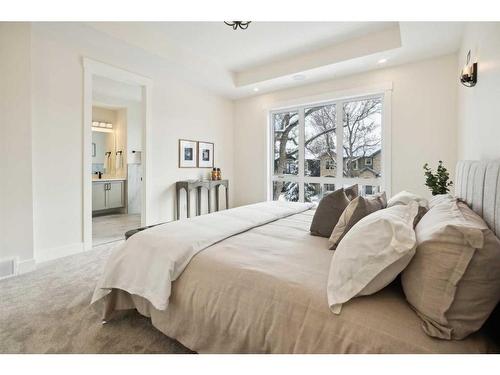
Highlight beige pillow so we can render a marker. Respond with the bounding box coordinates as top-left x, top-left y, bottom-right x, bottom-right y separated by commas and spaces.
310, 188, 350, 238
387, 190, 428, 209
428, 193, 455, 209
328, 192, 386, 250
387, 190, 429, 227
328, 202, 419, 314
402, 199, 500, 340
